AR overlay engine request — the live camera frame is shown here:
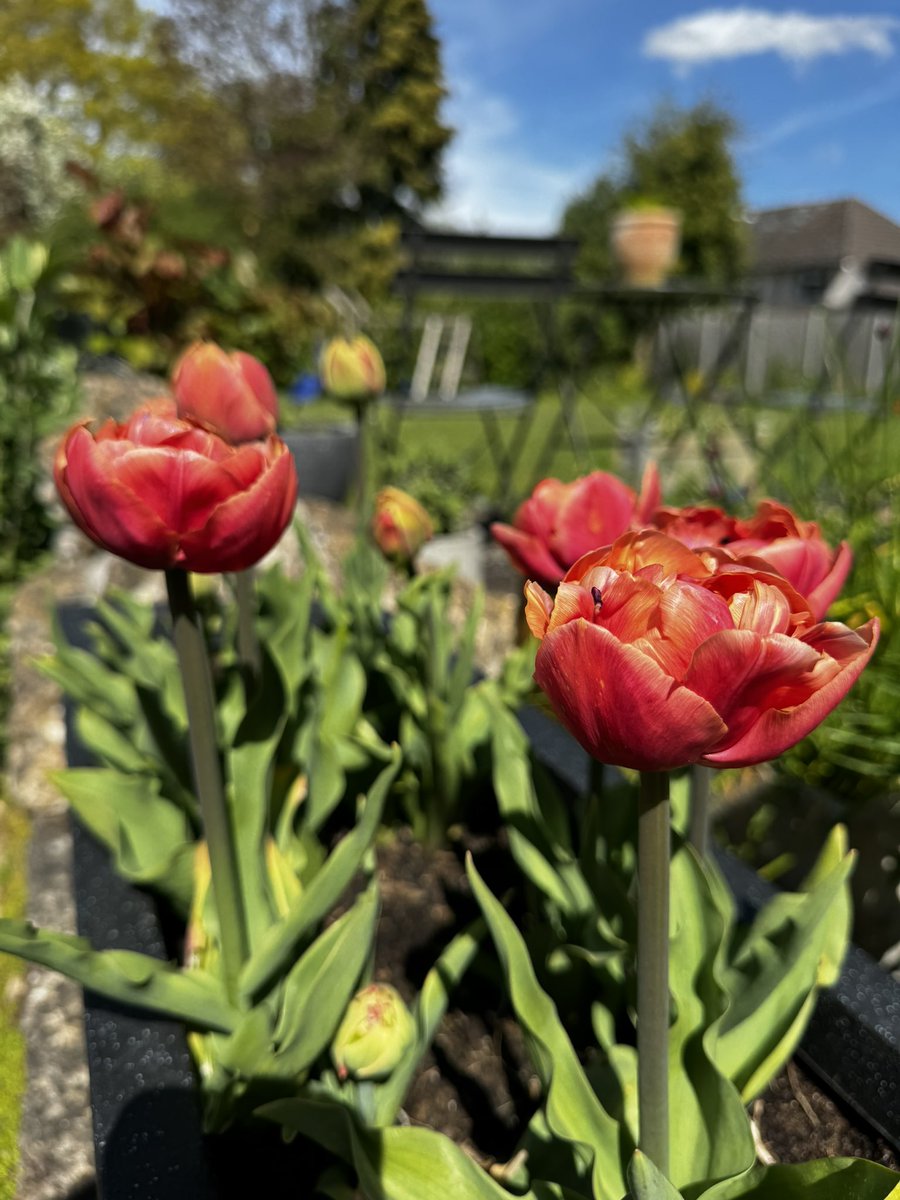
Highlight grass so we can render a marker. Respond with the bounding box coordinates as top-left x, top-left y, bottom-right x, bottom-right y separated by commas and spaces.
280, 377, 652, 516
